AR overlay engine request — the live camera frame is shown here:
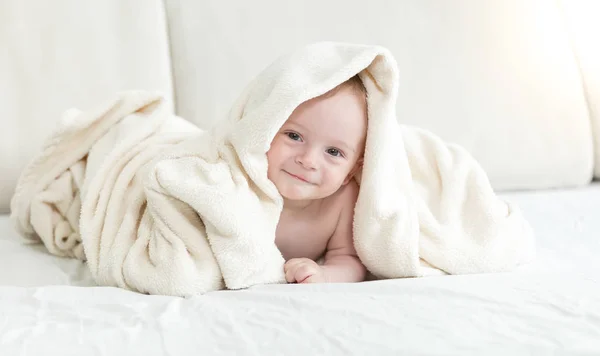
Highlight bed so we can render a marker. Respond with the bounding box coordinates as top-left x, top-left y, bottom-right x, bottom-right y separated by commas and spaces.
1, 184, 599, 355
